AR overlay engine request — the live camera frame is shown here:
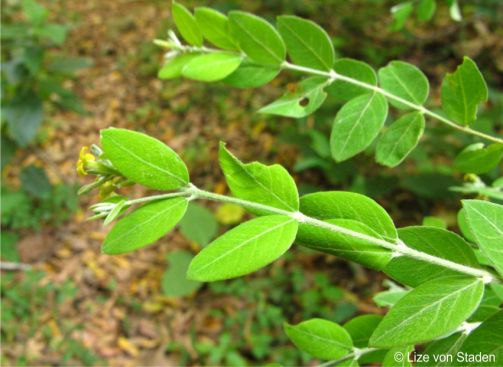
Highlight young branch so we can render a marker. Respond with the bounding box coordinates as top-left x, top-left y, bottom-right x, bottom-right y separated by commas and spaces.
133, 185, 497, 283
162, 42, 503, 145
